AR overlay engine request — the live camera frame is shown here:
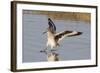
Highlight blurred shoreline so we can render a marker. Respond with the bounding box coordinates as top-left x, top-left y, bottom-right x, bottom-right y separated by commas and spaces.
23, 10, 91, 23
